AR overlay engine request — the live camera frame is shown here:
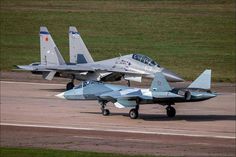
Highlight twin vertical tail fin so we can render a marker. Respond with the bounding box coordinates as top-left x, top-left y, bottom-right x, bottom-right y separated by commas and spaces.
40, 26, 65, 66
40, 26, 65, 80
150, 70, 212, 93
188, 69, 211, 90
150, 72, 171, 92
69, 26, 94, 64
